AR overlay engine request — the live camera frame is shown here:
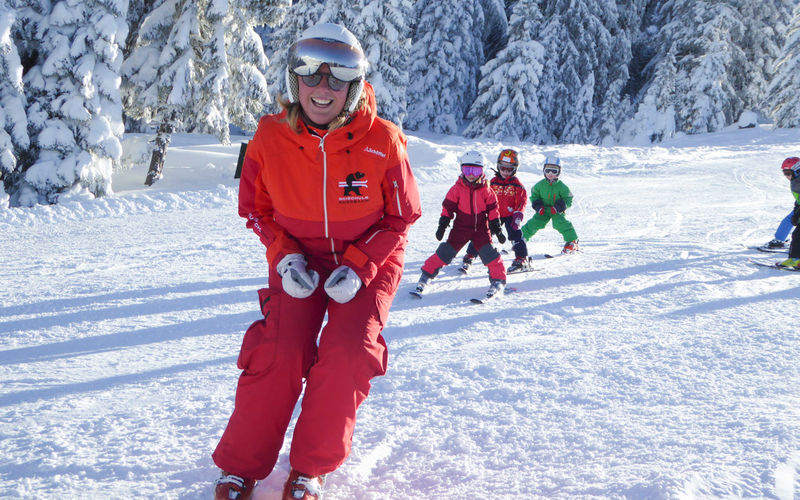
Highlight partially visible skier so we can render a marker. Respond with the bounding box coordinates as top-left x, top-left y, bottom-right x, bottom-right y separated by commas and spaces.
460, 148, 531, 274
413, 150, 507, 297
759, 158, 799, 251
777, 157, 800, 268
520, 155, 579, 254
